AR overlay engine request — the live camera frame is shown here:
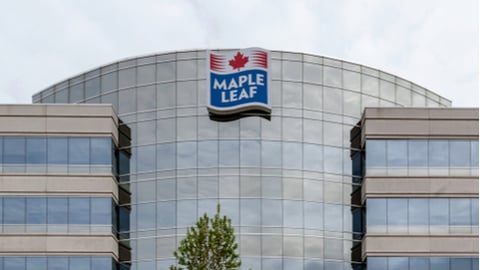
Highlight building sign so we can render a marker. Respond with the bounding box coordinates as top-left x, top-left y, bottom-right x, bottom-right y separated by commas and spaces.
207, 48, 271, 115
